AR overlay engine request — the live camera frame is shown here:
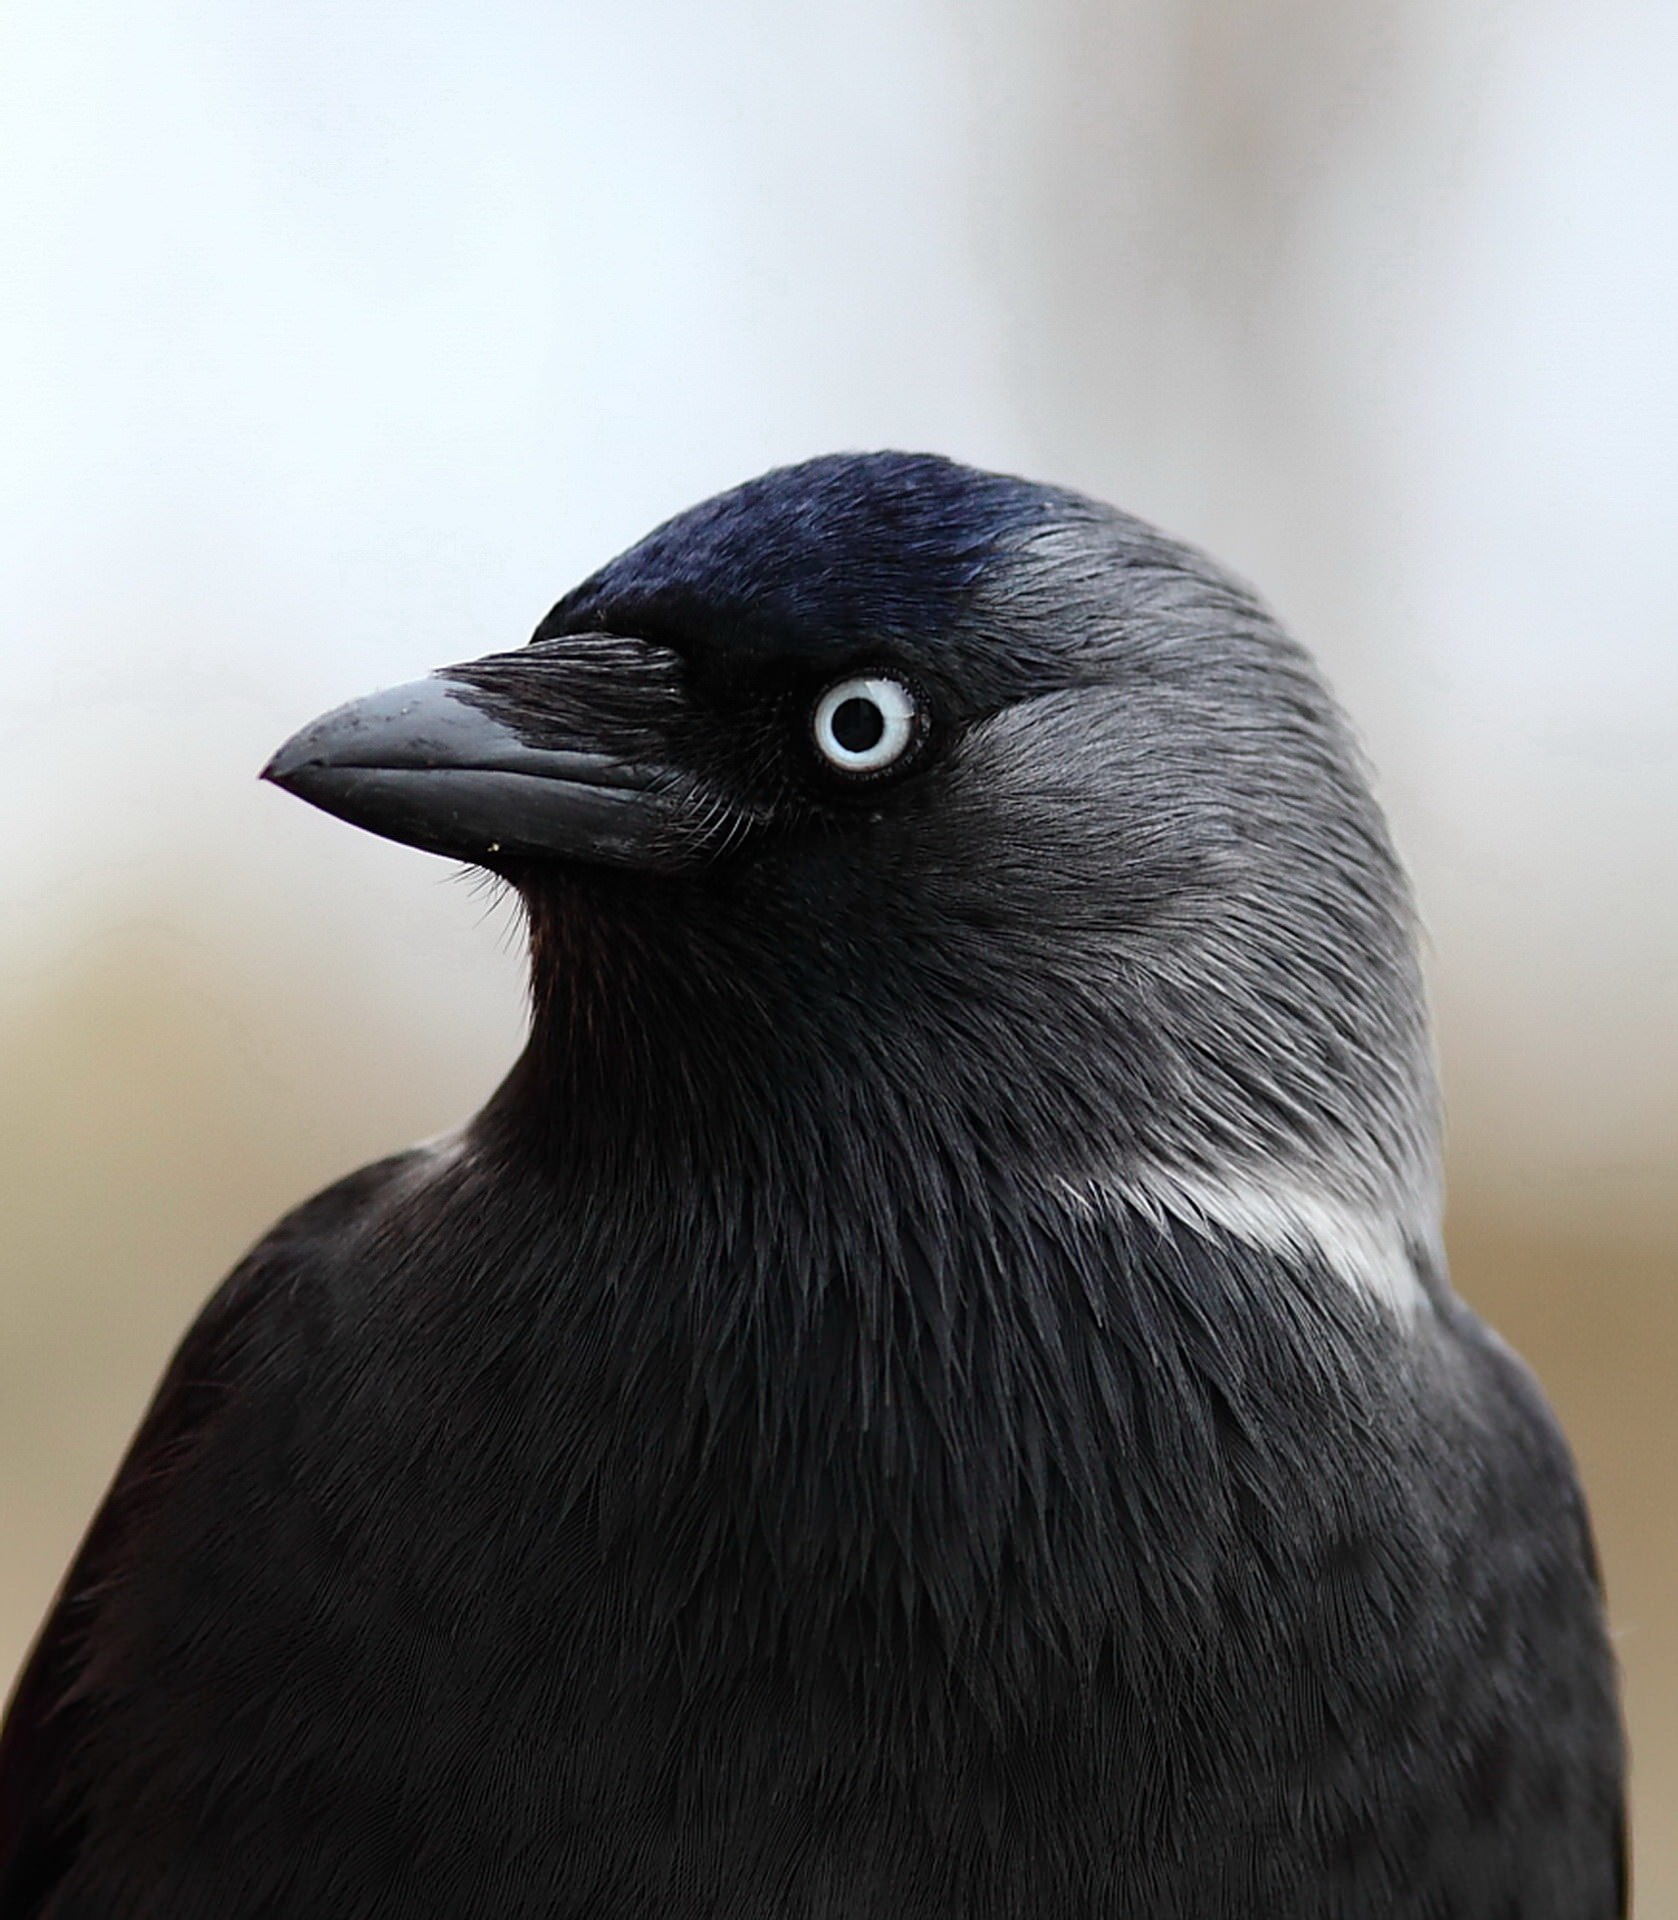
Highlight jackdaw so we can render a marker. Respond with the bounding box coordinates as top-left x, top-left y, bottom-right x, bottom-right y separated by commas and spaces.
0, 453, 1625, 1916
